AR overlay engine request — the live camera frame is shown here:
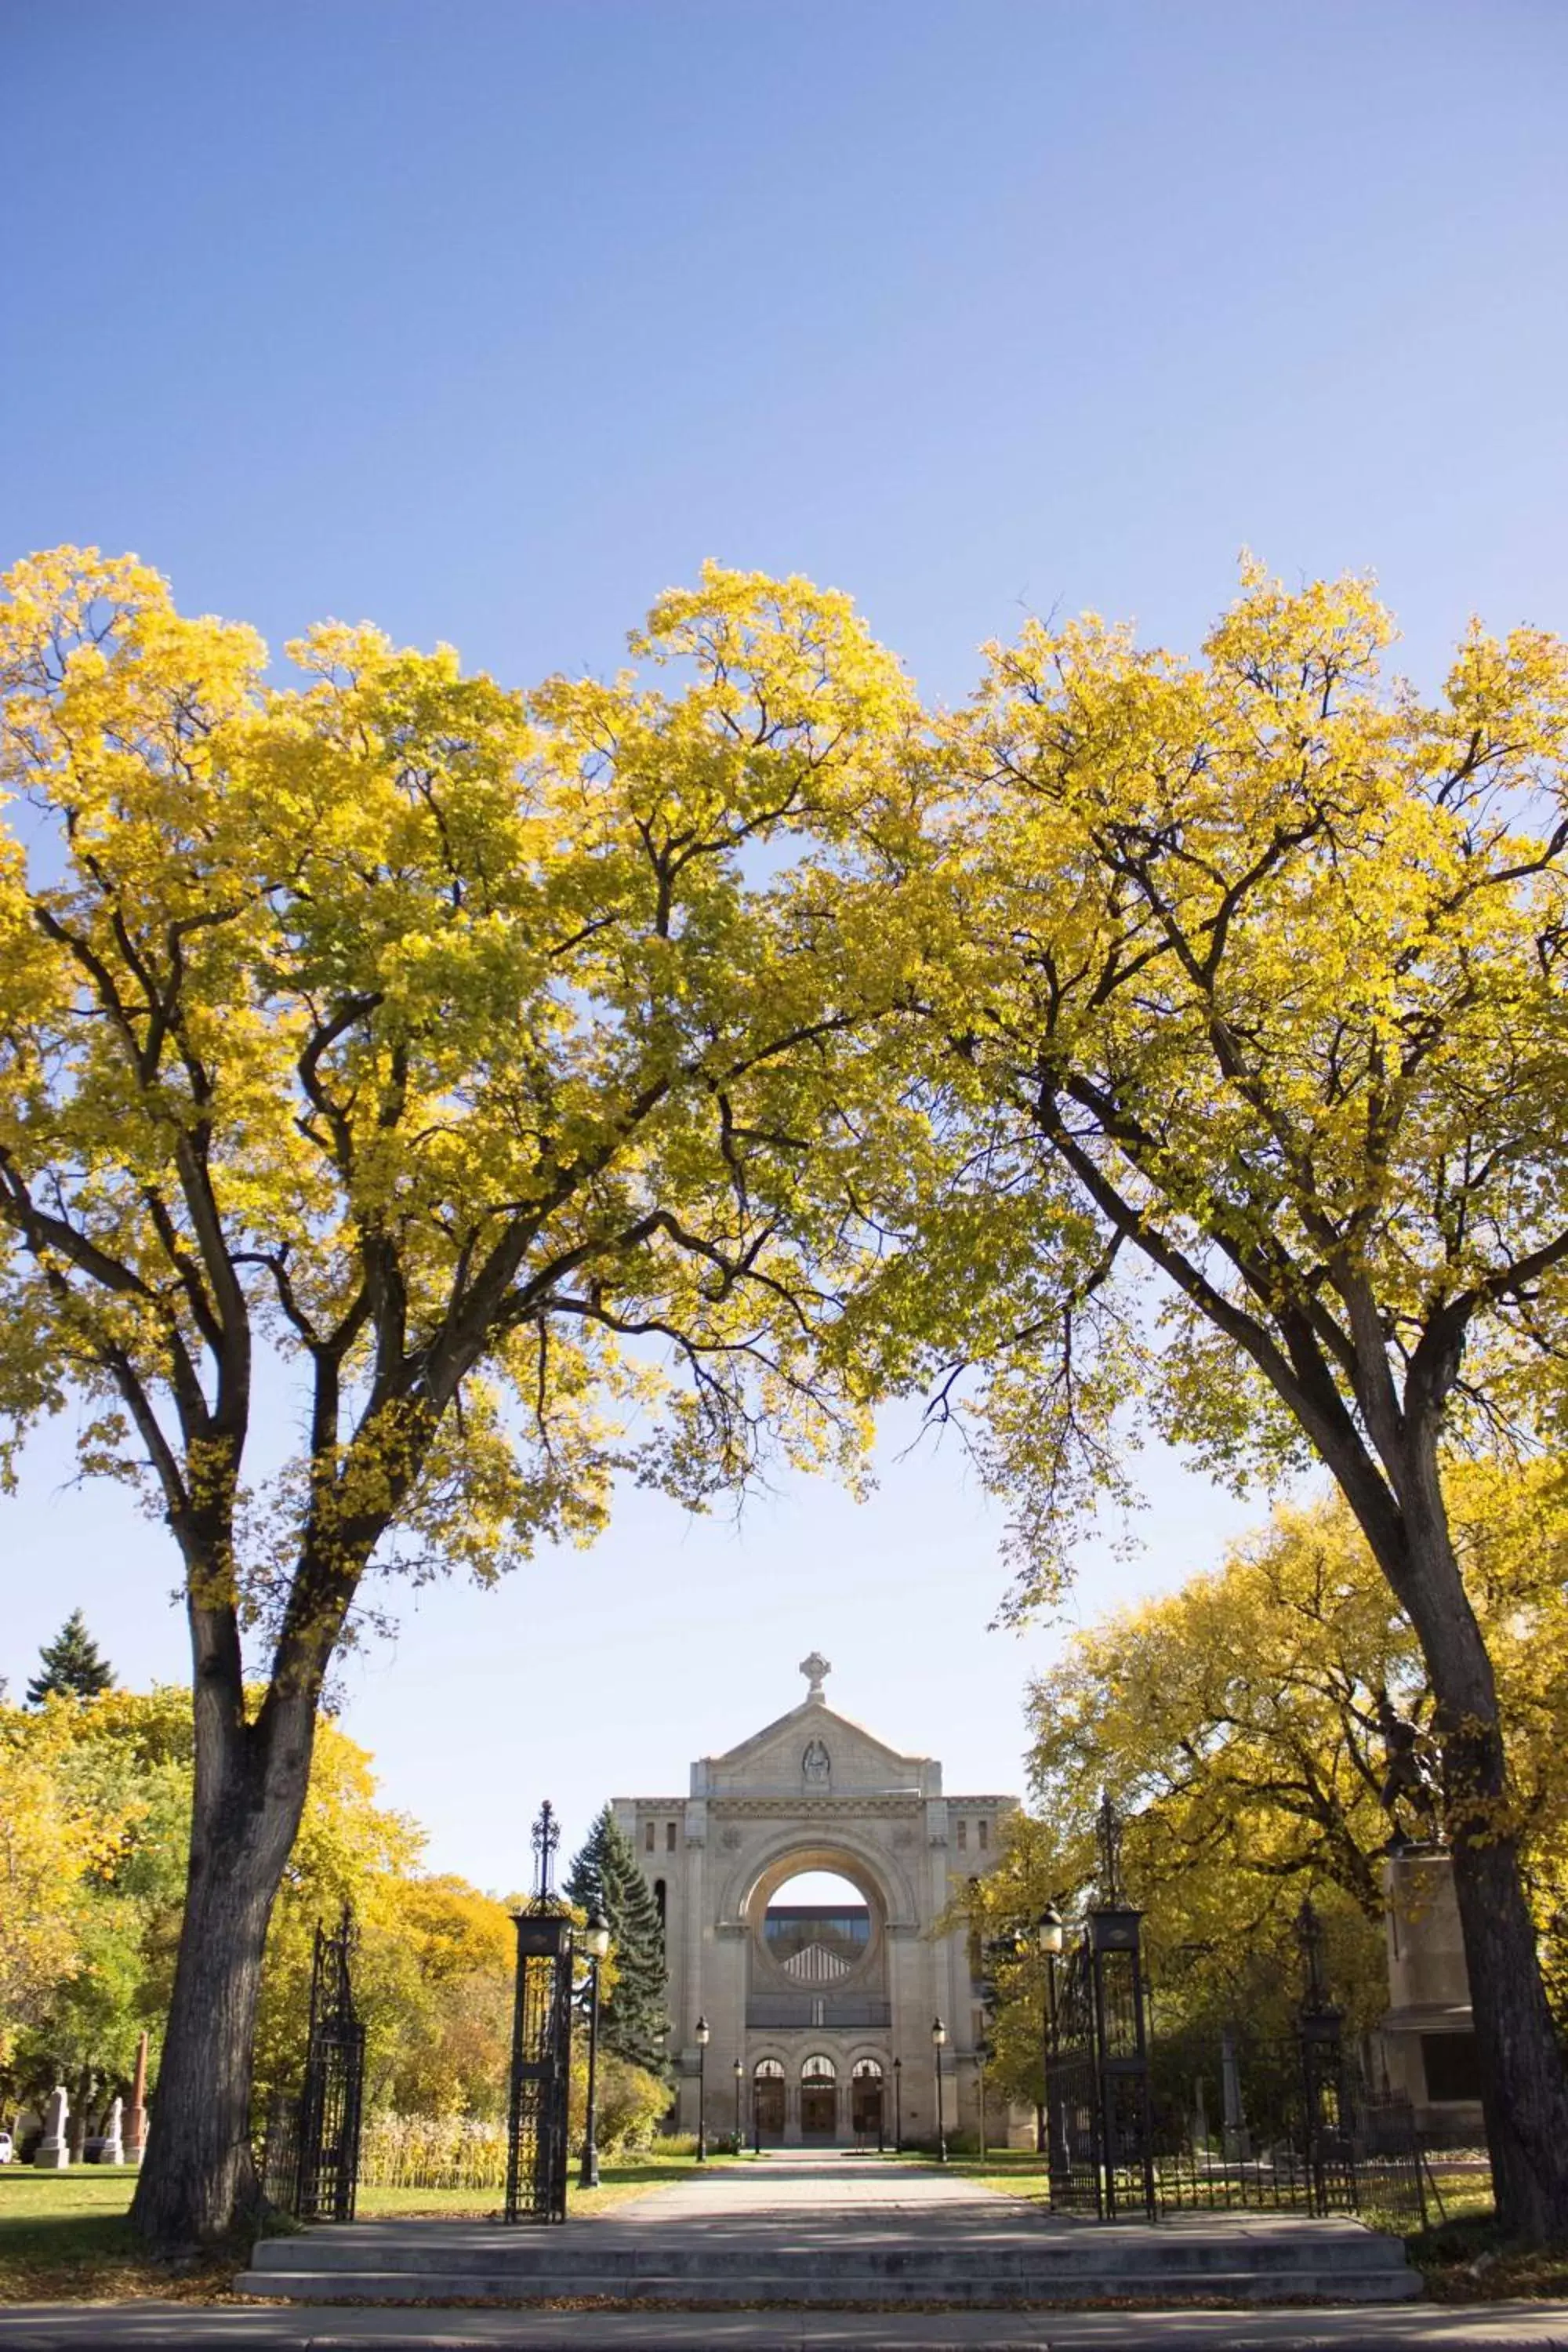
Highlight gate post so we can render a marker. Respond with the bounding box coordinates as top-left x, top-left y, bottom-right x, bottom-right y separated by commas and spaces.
1087, 1795, 1156, 2221
505, 1800, 574, 2224
1295, 1897, 1350, 2216
1087, 1902, 1156, 2220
